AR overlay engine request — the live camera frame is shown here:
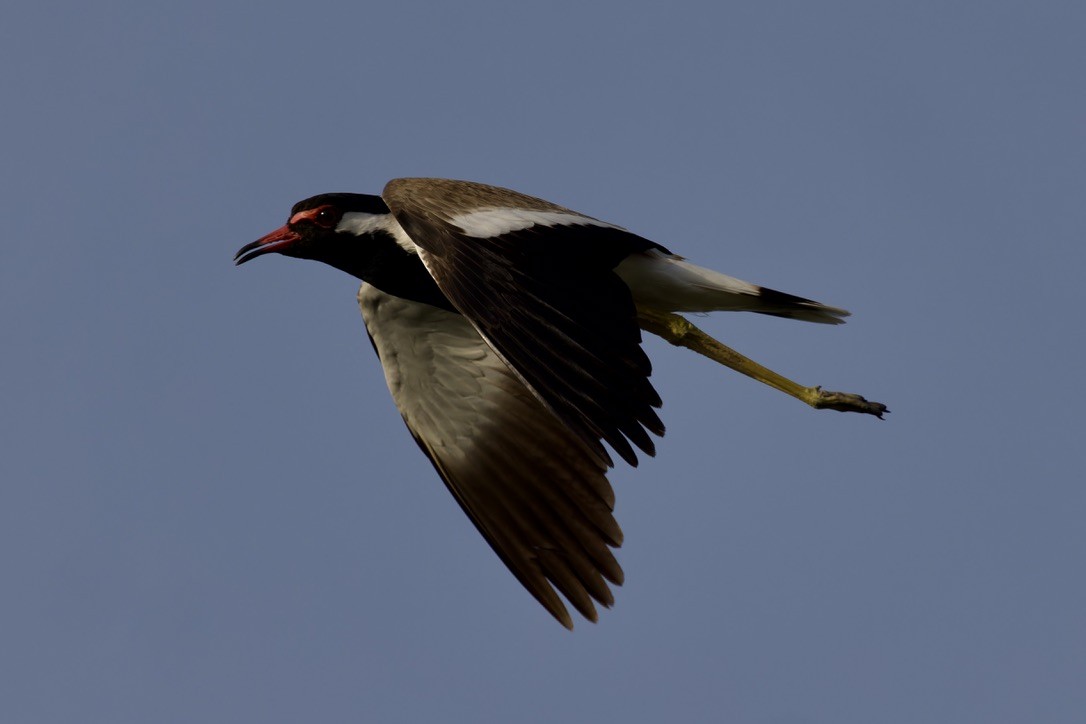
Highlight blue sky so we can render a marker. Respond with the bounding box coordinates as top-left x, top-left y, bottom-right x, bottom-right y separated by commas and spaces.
3, 2, 1084, 722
